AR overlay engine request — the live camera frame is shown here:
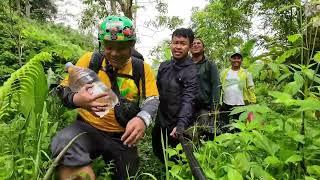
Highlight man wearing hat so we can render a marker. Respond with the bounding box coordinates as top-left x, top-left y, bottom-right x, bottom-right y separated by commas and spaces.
219, 53, 256, 132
